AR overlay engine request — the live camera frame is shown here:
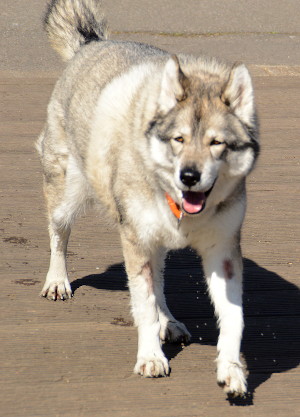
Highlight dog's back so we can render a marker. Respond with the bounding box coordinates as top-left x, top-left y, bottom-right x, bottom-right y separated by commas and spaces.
39, 0, 170, 164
